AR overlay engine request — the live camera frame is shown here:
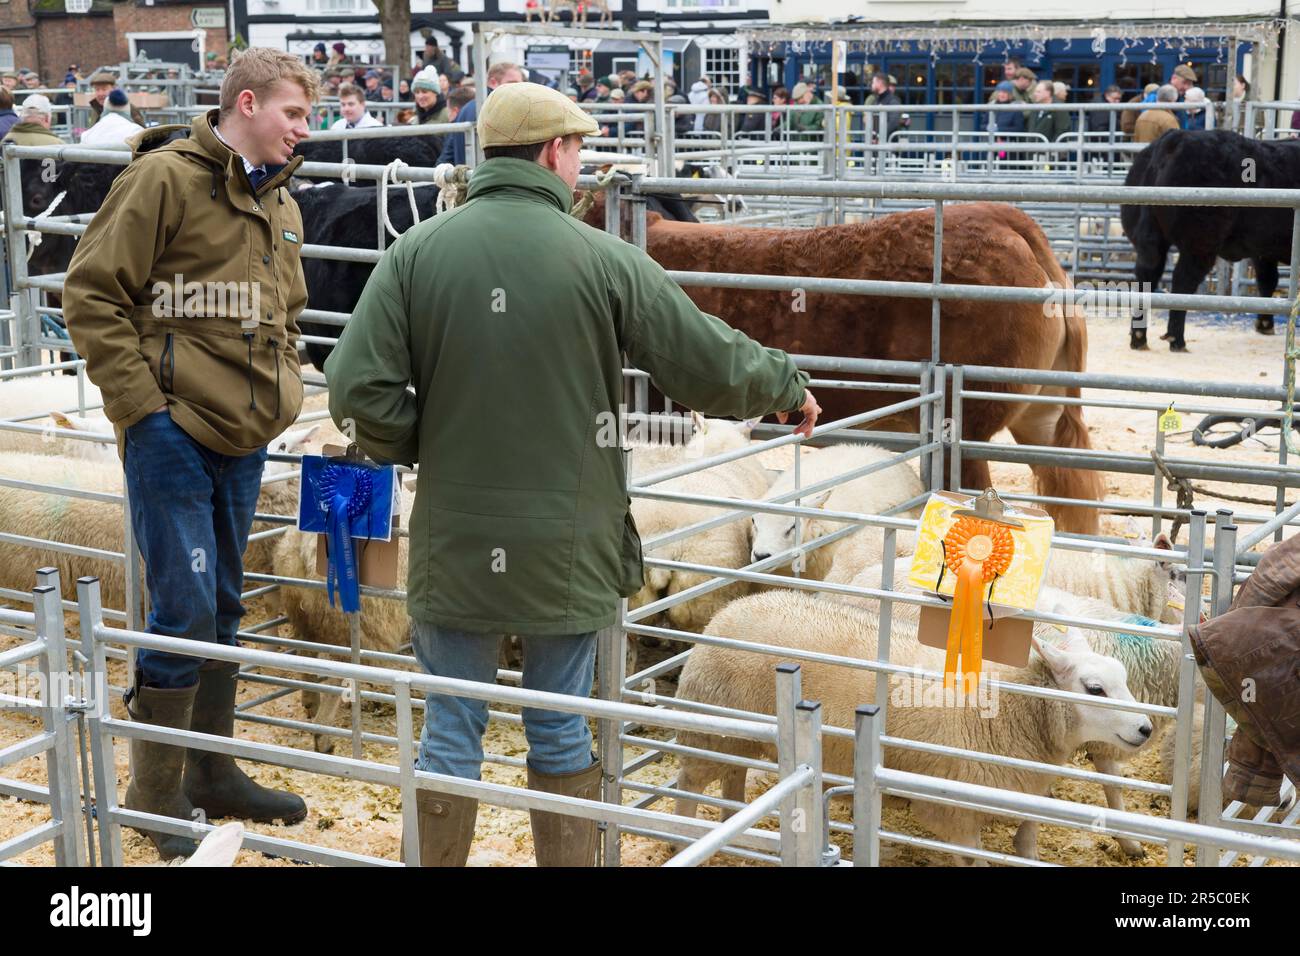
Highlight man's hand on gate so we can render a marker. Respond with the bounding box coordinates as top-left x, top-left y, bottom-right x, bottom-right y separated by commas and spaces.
777, 388, 821, 439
